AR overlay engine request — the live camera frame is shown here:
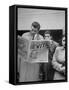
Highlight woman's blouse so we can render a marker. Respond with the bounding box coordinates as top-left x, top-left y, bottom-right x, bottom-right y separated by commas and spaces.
52, 46, 65, 71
